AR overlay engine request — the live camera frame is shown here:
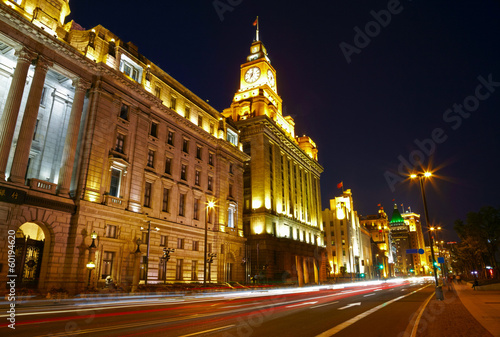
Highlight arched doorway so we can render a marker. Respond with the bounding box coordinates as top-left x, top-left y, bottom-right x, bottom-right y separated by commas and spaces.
15, 222, 45, 288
